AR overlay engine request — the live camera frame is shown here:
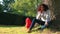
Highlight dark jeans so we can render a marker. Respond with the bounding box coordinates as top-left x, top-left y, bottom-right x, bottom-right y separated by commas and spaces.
29, 18, 51, 30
